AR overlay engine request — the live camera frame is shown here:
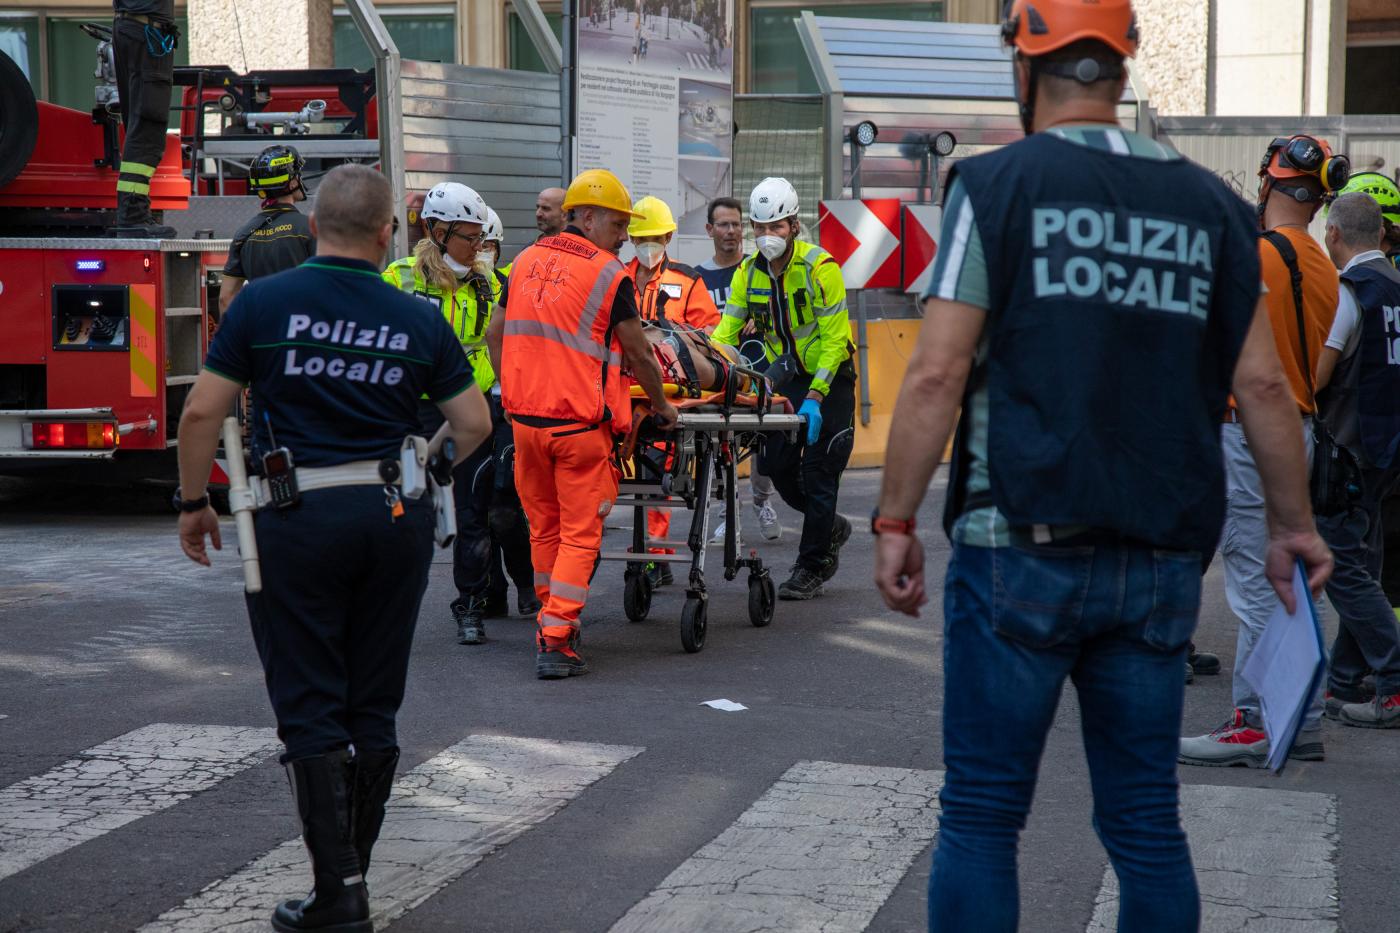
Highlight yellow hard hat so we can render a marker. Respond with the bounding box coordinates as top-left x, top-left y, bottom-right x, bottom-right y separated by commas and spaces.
562, 169, 645, 218
628, 196, 677, 237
